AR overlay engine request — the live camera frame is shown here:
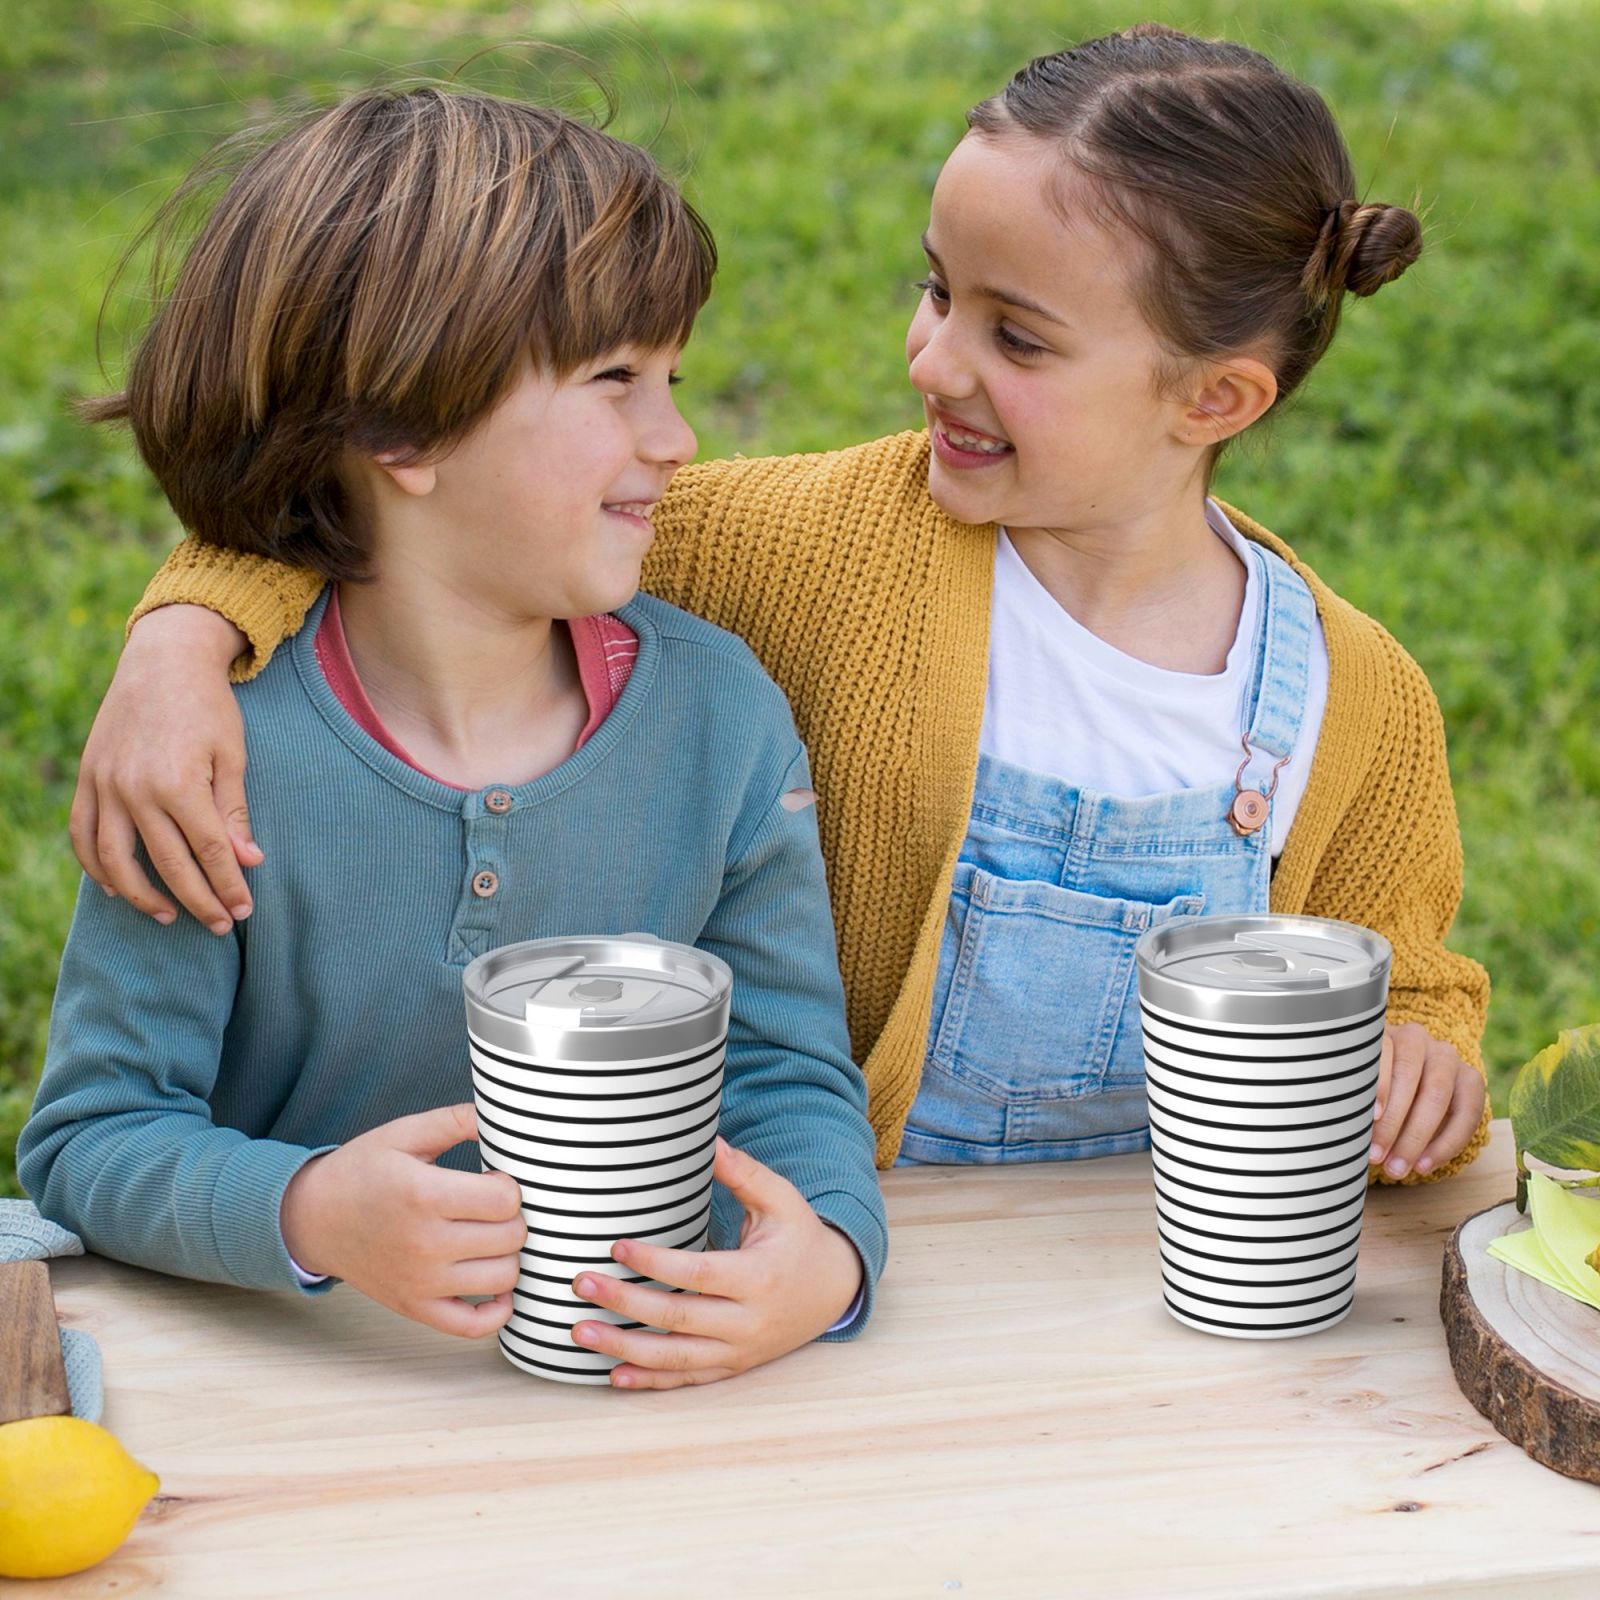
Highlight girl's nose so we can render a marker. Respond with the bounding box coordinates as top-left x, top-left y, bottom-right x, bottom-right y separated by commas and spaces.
907, 310, 974, 402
